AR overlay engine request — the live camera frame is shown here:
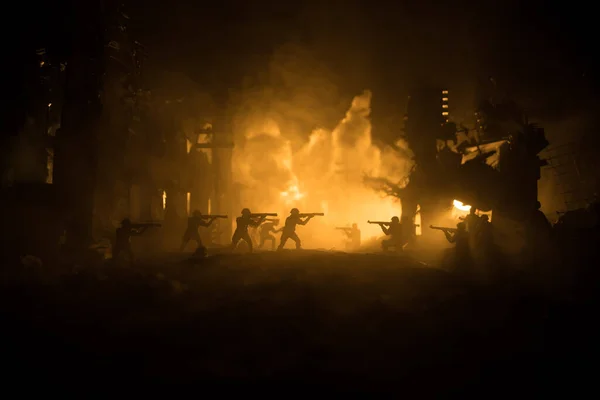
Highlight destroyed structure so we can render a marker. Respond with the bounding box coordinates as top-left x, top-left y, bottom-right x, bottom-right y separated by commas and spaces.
394, 83, 551, 255
1, 2, 235, 261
